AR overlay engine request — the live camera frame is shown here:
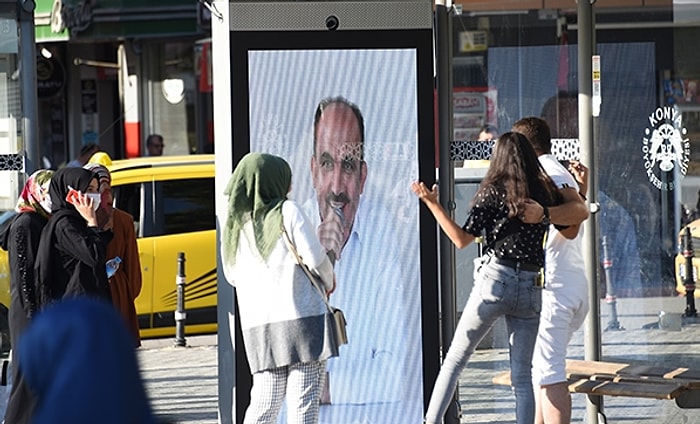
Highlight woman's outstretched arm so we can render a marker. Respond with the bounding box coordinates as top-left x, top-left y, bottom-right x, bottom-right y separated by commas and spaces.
411, 181, 475, 249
